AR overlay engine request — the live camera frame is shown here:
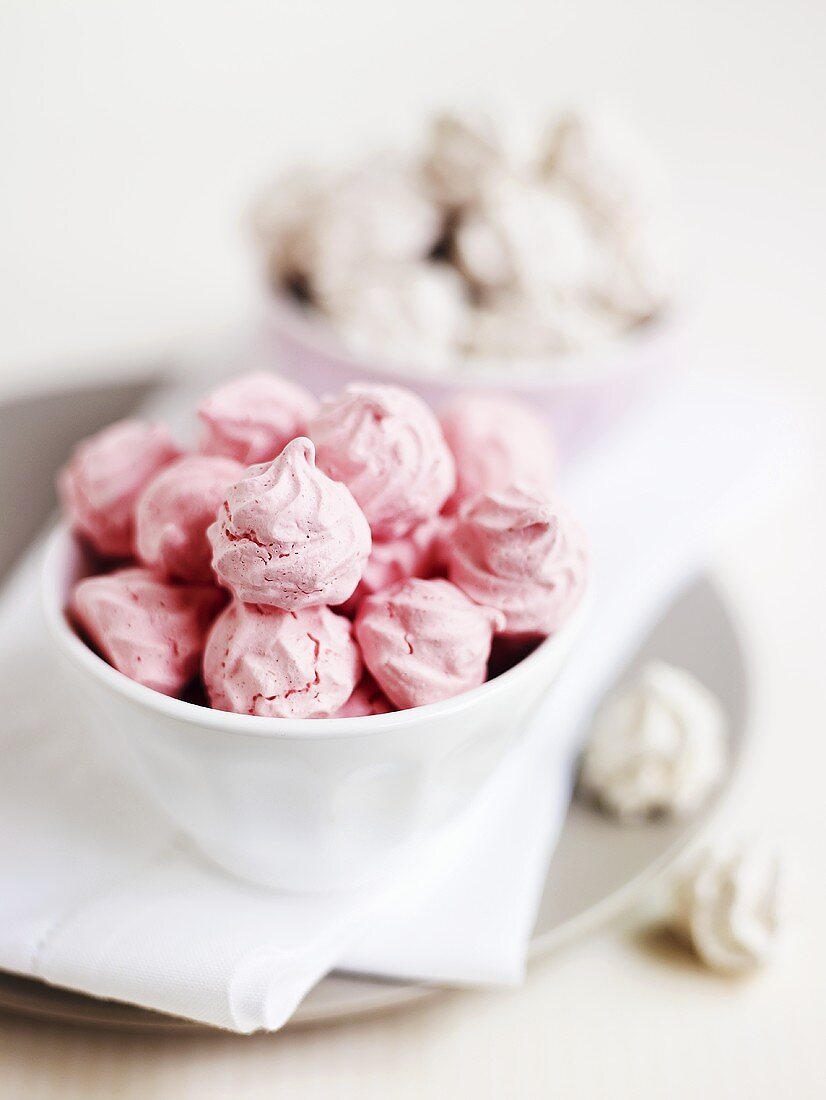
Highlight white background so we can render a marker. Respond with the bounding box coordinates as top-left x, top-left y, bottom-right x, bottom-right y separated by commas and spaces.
0, 1, 824, 1096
